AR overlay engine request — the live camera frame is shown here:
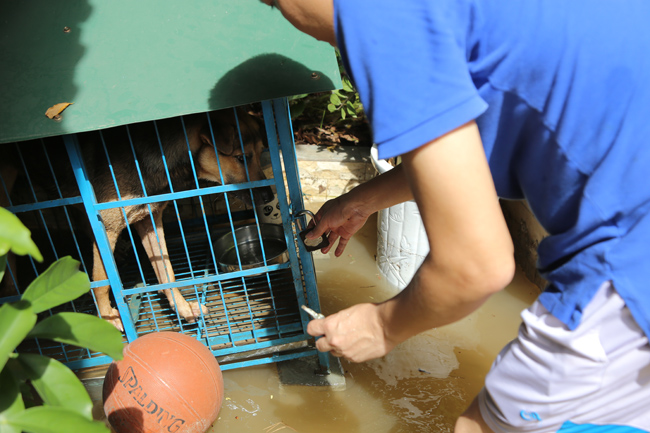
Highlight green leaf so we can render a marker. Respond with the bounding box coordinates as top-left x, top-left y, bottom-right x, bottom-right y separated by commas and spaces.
342, 77, 354, 93
340, 108, 347, 120
327, 103, 337, 113
289, 101, 306, 120
288, 93, 309, 101
0, 207, 43, 262
6, 359, 39, 409
0, 301, 37, 372
28, 313, 124, 361
0, 254, 6, 283
21, 257, 90, 314
0, 367, 25, 433
329, 93, 341, 106
4, 406, 109, 433
16, 354, 93, 421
